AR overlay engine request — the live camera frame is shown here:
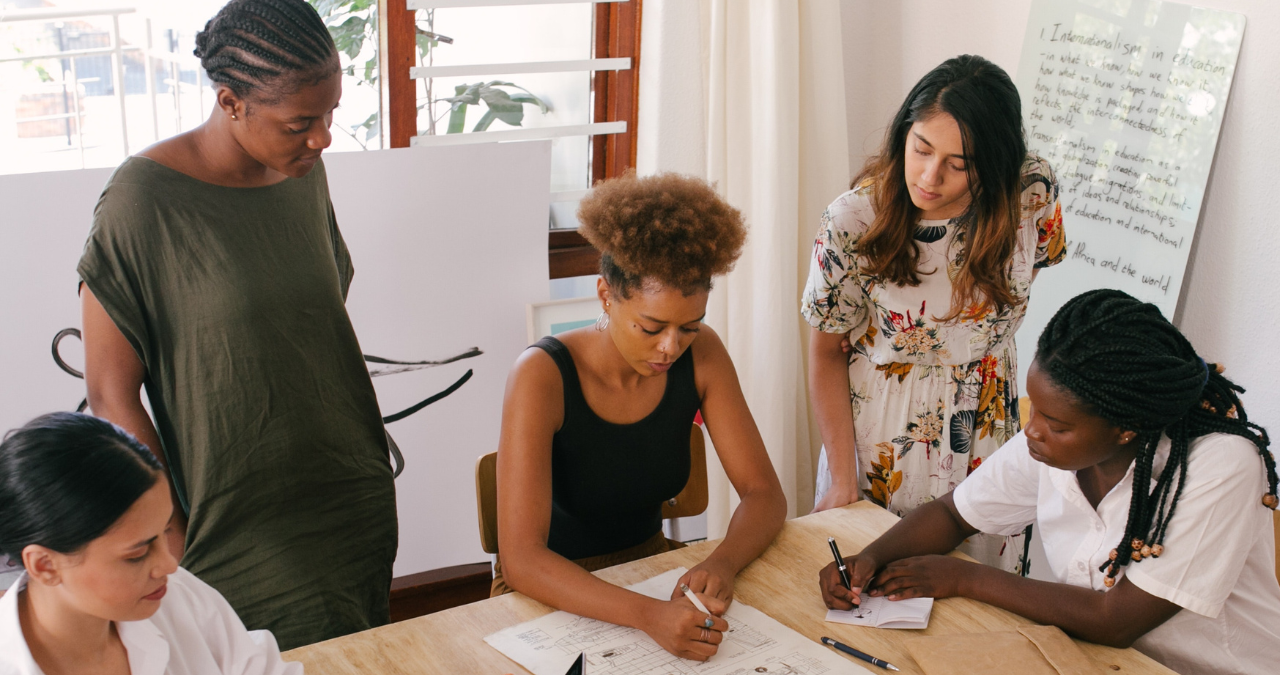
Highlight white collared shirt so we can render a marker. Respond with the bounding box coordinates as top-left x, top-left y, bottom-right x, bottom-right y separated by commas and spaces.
0, 567, 302, 675
953, 431, 1280, 675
